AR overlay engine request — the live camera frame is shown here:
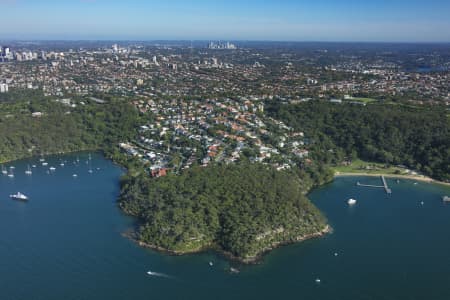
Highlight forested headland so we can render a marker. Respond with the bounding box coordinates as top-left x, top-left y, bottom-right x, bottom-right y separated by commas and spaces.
119, 163, 329, 263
